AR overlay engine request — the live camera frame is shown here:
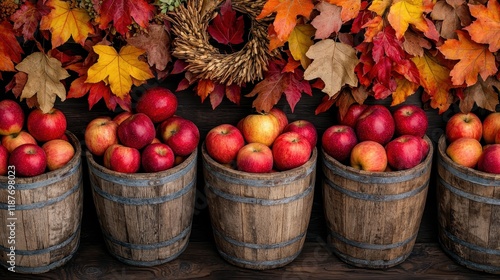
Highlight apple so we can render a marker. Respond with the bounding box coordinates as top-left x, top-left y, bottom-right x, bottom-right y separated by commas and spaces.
322, 125, 358, 162
445, 112, 482, 143
0, 145, 8, 176
350, 141, 387, 172
236, 142, 273, 173
483, 112, 500, 144
9, 144, 47, 177
103, 144, 141, 173
174, 155, 186, 166
477, 144, 500, 174
355, 105, 395, 145
269, 107, 288, 133
240, 113, 280, 146
136, 87, 178, 123
272, 132, 312, 171
27, 108, 67, 142
446, 137, 482, 168
42, 139, 75, 171
151, 138, 161, 144
205, 124, 245, 164
385, 135, 424, 171
117, 113, 156, 150
283, 120, 318, 148
0, 99, 24, 136
2, 131, 37, 153
338, 103, 368, 128
158, 116, 200, 156
85, 117, 119, 156
420, 137, 430, 160
141, 143, 175, 172
113, 111, 133, 125
392, 104, 428, 138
